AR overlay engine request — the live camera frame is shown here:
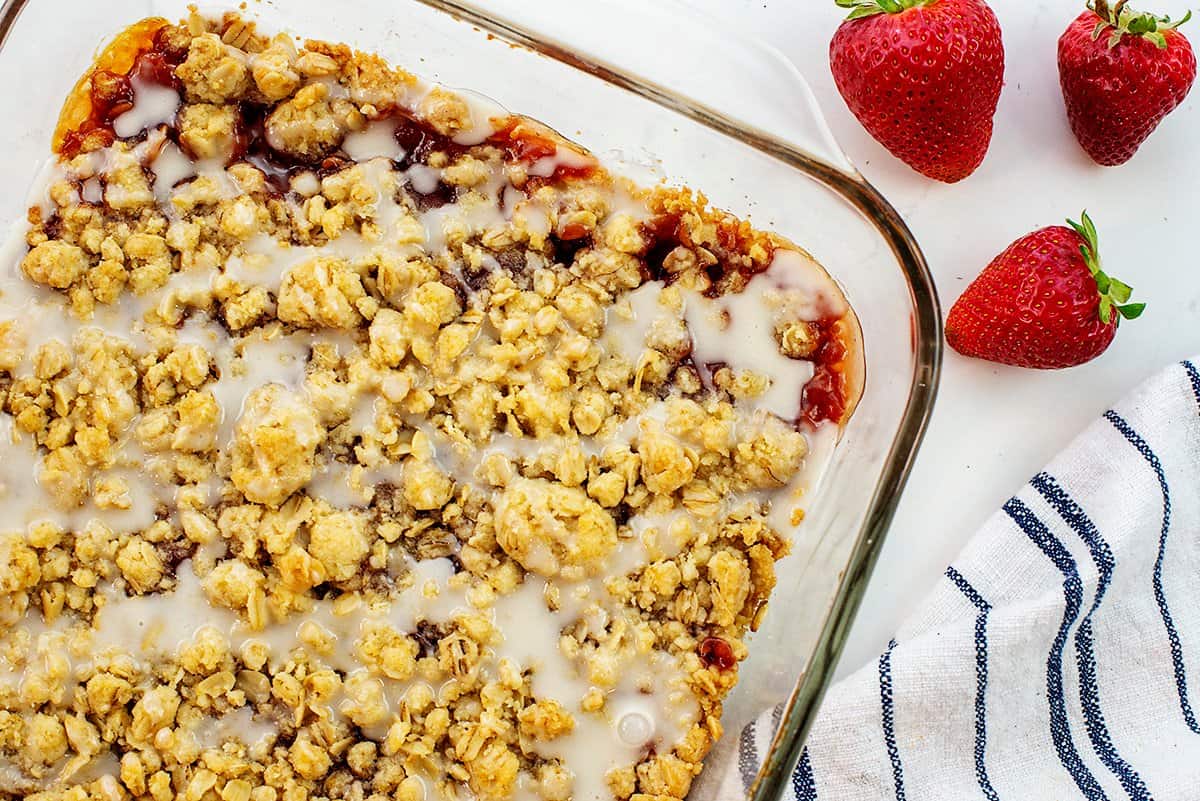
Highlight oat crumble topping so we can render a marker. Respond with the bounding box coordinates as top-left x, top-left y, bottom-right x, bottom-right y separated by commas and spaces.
0, 12, 862, 801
